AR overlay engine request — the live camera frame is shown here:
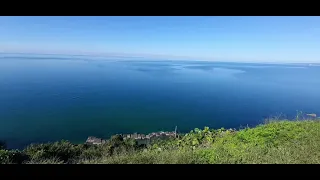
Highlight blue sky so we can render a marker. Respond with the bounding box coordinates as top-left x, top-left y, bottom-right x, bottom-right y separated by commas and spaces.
0, 16, 319, 62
